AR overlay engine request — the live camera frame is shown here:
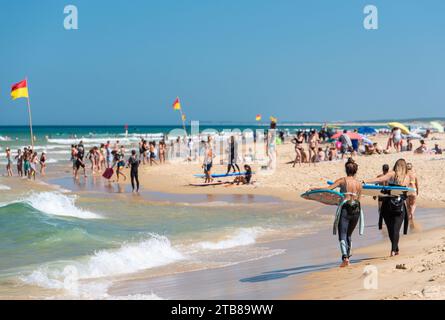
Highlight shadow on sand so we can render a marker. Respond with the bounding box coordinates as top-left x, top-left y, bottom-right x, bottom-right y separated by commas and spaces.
239, 257, 382, 283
